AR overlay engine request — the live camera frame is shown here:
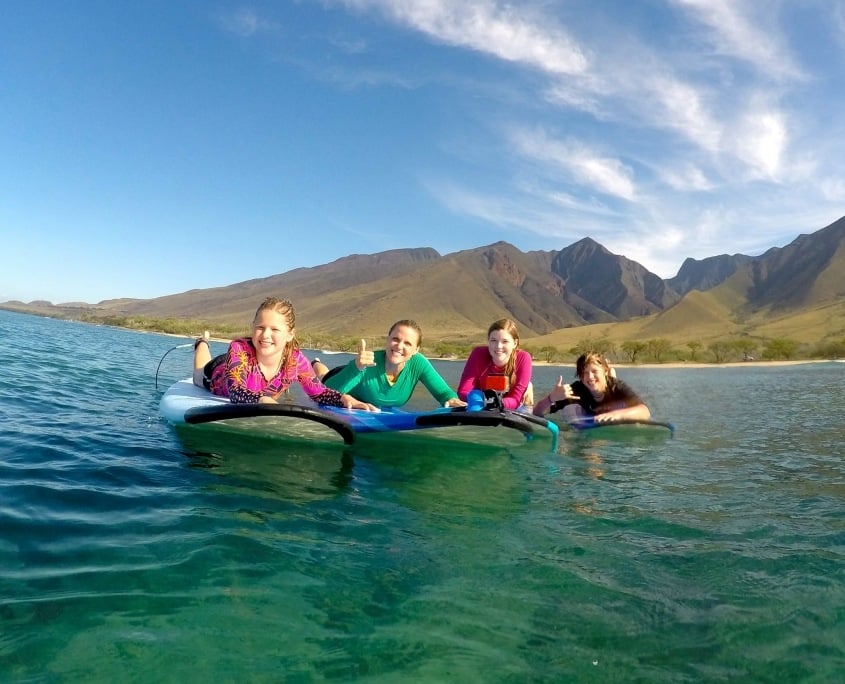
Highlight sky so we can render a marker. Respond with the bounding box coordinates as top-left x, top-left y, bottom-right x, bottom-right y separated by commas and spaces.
3, 1, 845, 304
